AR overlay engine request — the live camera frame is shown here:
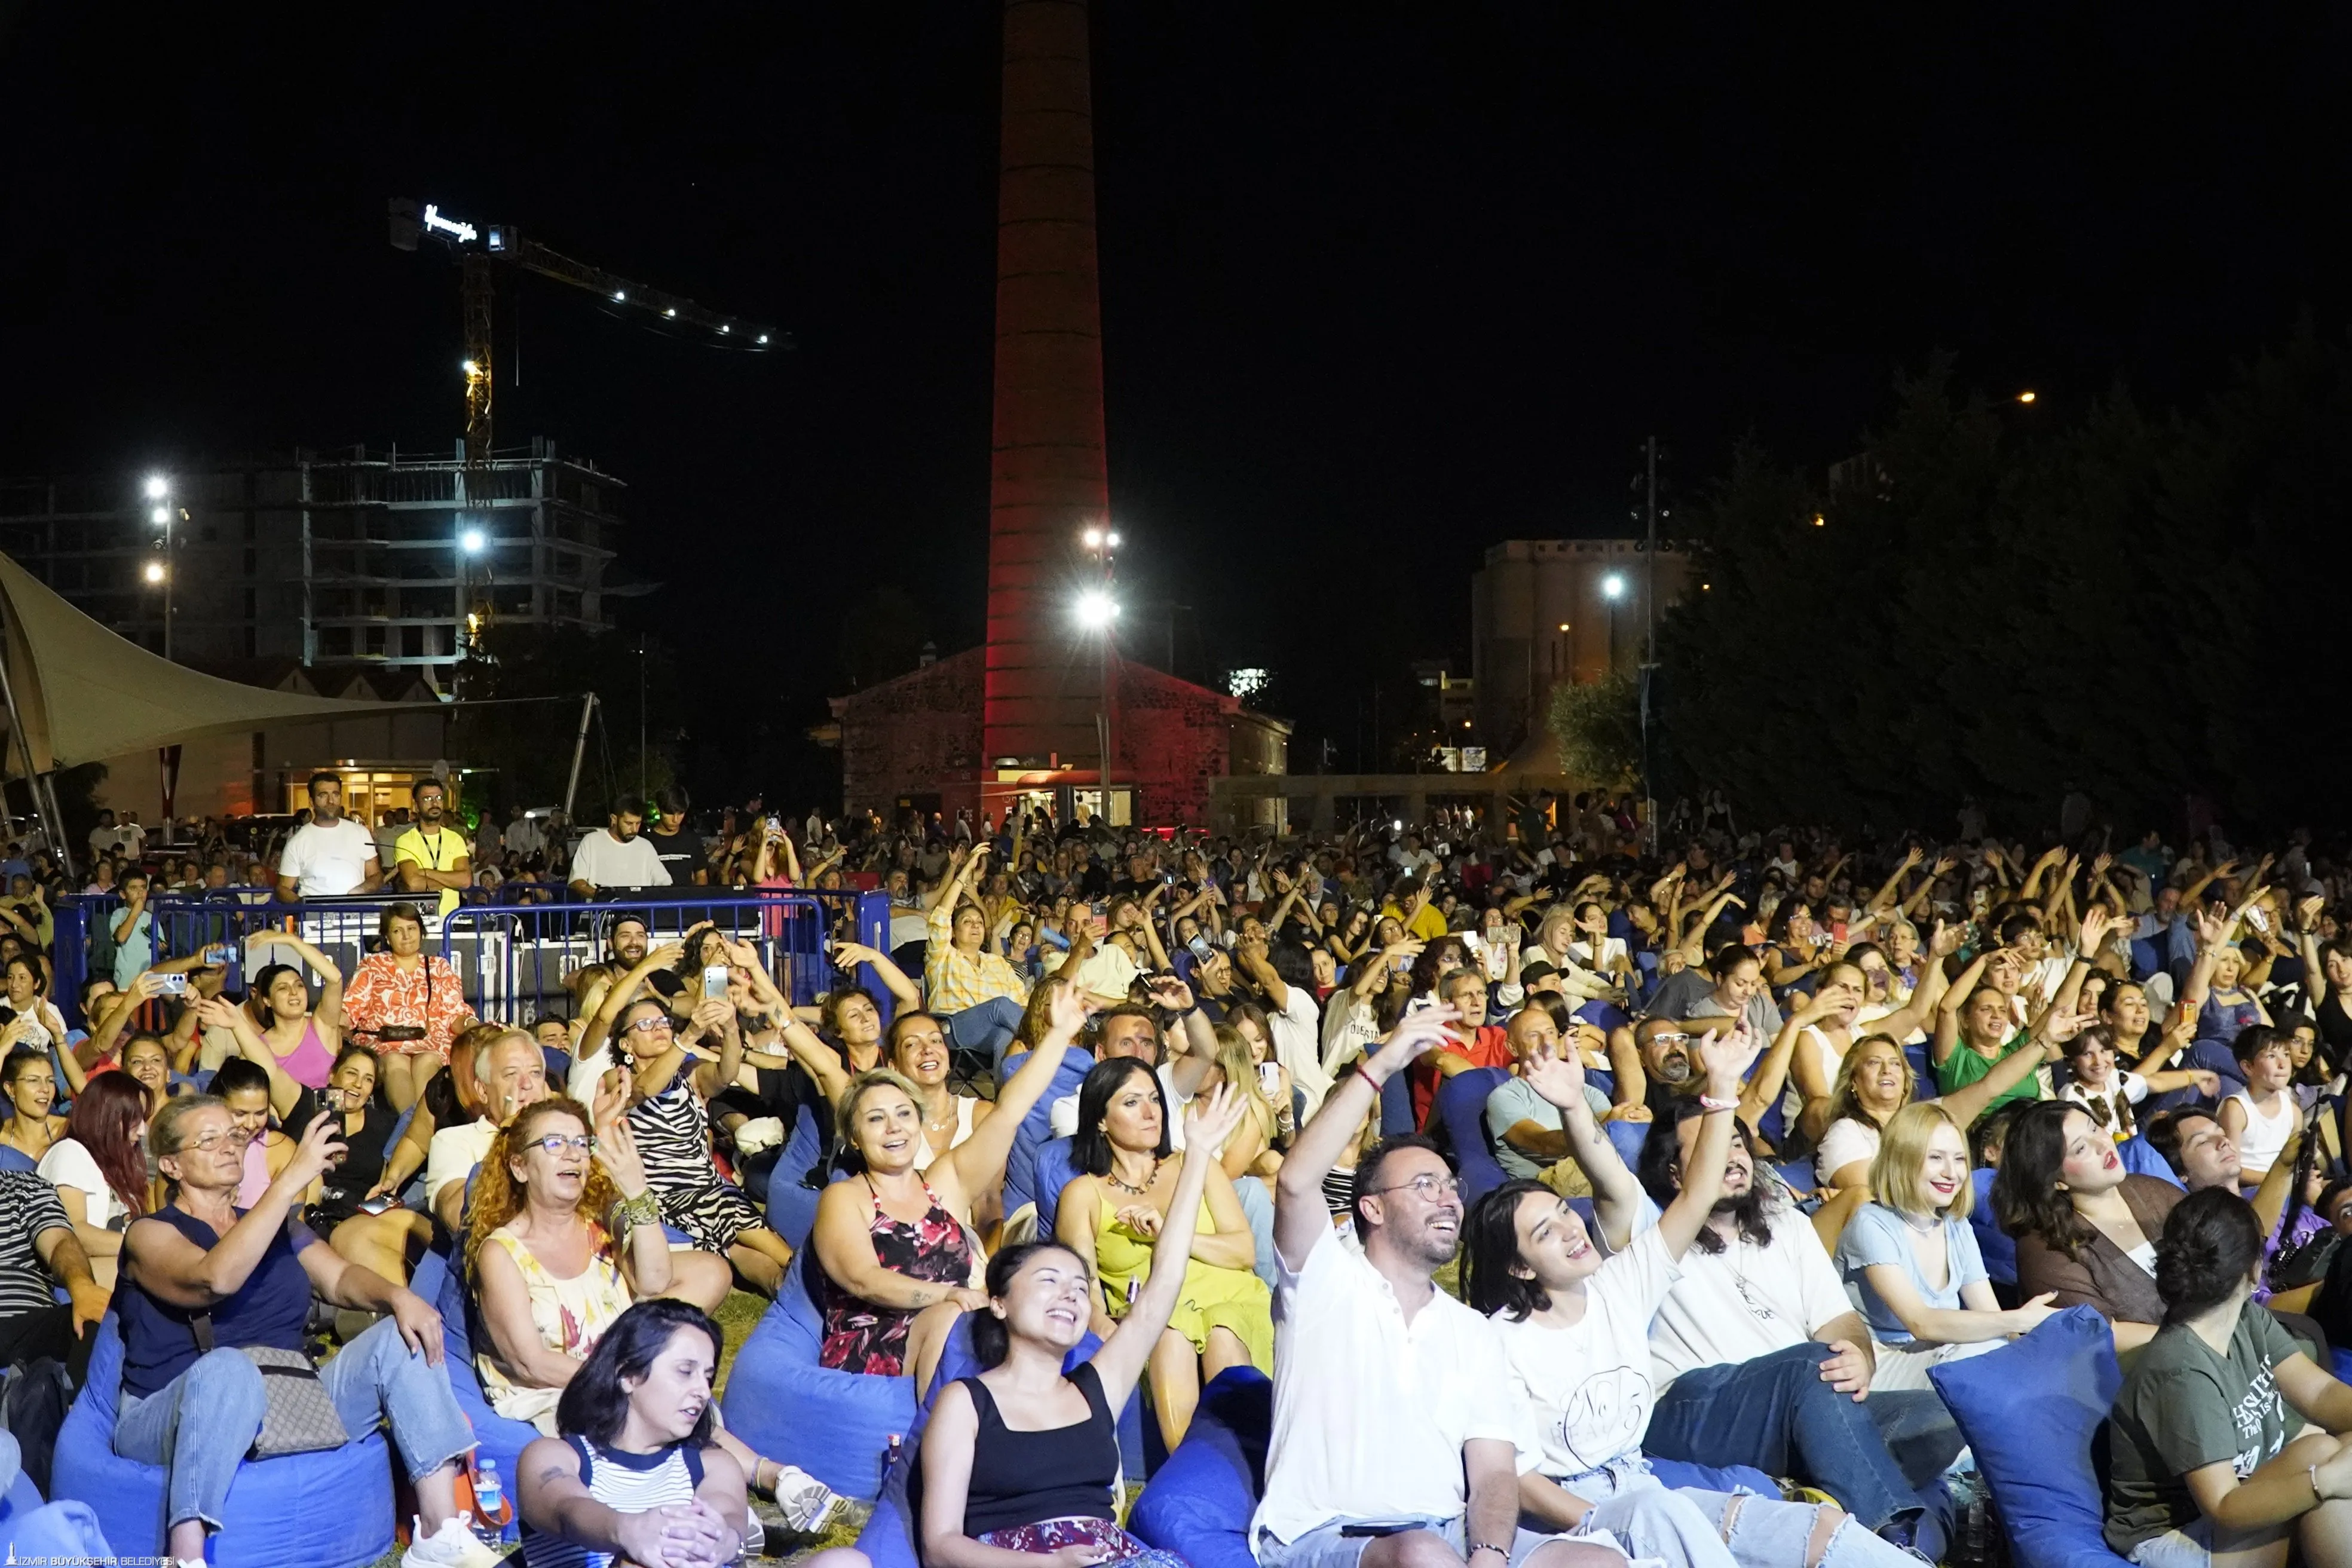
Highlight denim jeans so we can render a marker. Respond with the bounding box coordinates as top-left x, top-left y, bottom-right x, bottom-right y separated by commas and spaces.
1234, 1175, 1278, 1290
1561, 1457, 1919, 1568
1644, 1343, 1953, 1538
944, 996, 1028, 1070
114, 1318, 476, 1536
